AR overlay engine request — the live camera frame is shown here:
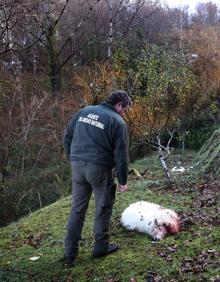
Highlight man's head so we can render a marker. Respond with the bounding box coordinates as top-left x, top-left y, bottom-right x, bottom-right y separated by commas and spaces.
106, 90, 132, 116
